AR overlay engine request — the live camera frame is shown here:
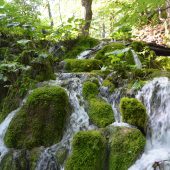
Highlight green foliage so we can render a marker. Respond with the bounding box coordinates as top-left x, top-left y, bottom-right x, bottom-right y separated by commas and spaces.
155, 56, 170, 71
64, 59, 103, 72
65, 131, 106, 170
120, 97, 147, 133
88, 98, 114, 128
62, 36, 99, 59
109, 127, 146, 170
95, 43, 125, 64
5, 86, 70, 149
82, 81, 99, 99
